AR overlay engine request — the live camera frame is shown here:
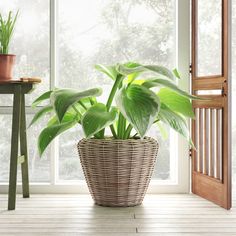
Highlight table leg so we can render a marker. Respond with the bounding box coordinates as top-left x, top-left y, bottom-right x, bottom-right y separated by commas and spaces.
20, 94, 30, 198
8, 85, 21, 210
